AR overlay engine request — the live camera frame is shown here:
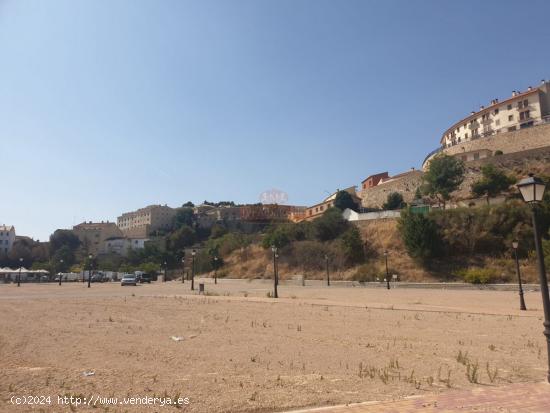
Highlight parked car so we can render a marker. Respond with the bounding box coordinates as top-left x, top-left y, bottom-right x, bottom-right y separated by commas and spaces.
121, 274, 137, 286
139, 274, 152, 284
91, 273, 105, 283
